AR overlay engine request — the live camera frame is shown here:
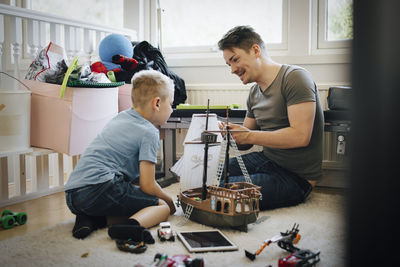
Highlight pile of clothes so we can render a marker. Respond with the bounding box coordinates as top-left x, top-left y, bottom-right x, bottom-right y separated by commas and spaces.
92, 34, 187, 107
25, 34, 187, 107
